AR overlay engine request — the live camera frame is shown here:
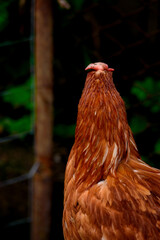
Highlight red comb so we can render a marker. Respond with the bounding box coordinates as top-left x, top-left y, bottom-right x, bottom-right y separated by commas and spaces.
85, 62, 114, 72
